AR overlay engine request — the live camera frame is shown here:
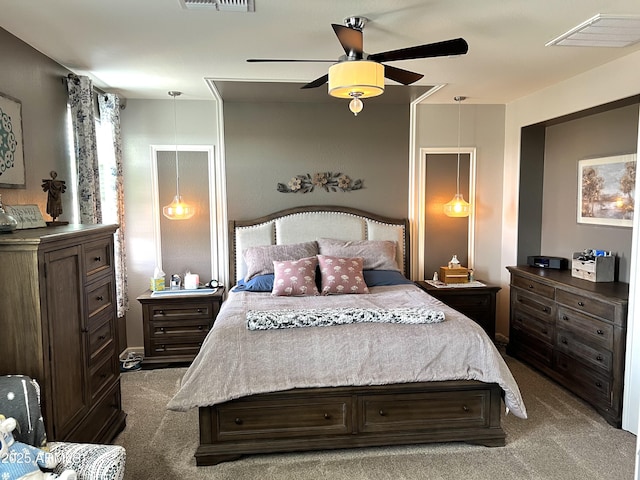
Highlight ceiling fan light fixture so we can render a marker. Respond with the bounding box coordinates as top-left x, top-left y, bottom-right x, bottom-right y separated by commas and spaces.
328, 61, 384, 99
348, 94, 363, 116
